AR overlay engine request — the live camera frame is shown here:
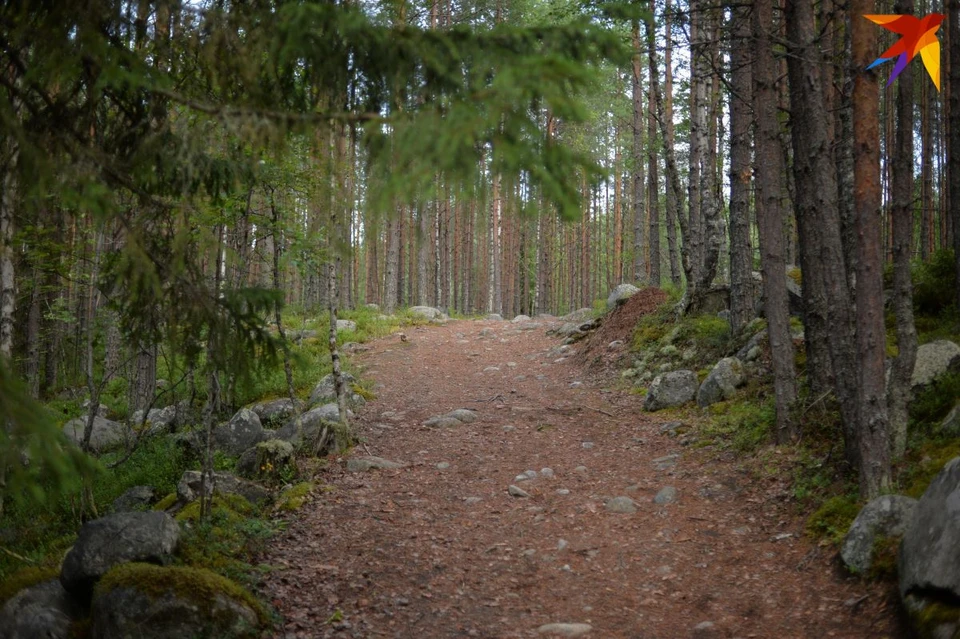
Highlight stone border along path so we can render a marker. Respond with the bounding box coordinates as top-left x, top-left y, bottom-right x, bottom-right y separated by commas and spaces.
259, 318, 902, 639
